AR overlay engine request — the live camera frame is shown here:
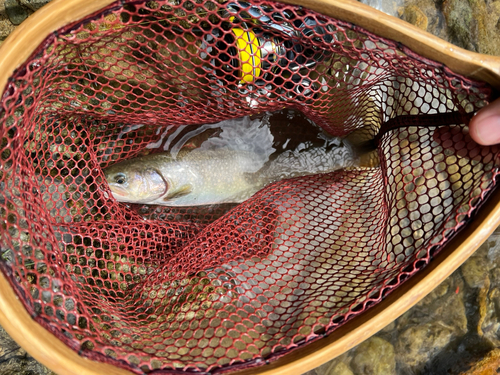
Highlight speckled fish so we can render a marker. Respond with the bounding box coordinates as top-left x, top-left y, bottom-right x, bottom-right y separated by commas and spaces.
104, 138, 370, 206
104, 149, 268, 206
